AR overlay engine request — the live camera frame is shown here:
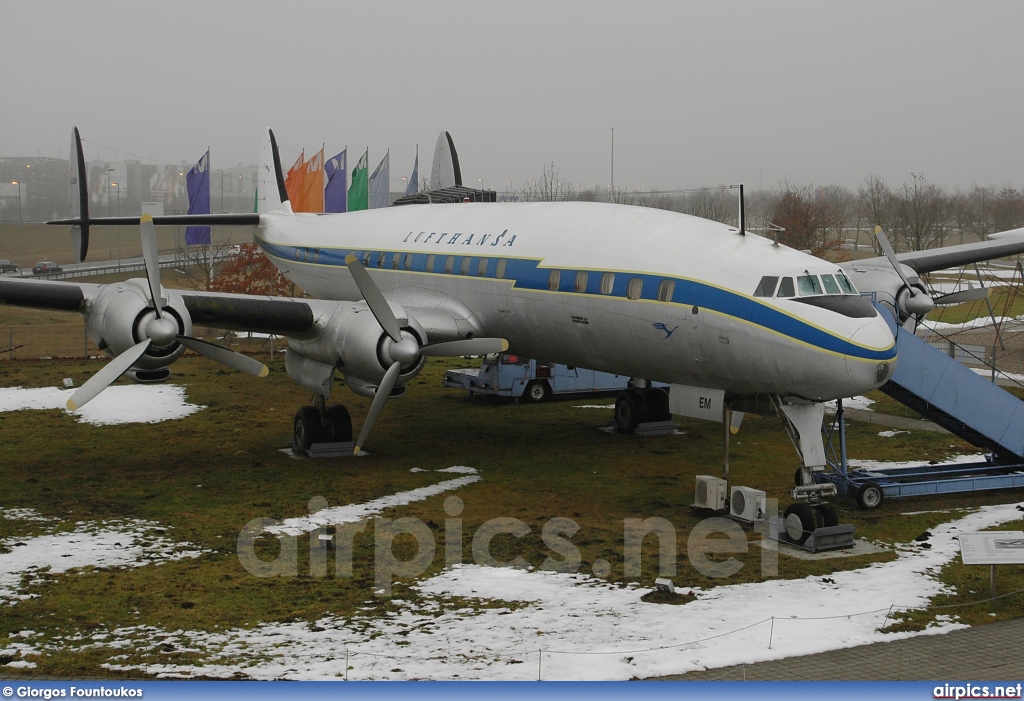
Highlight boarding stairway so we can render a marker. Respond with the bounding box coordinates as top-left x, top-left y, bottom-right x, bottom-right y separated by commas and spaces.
820, 306, 1024, 505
